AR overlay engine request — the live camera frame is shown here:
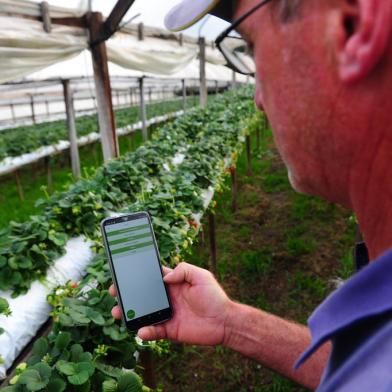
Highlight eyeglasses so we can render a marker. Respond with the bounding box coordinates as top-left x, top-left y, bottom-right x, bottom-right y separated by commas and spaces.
215, 0, 274, 76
